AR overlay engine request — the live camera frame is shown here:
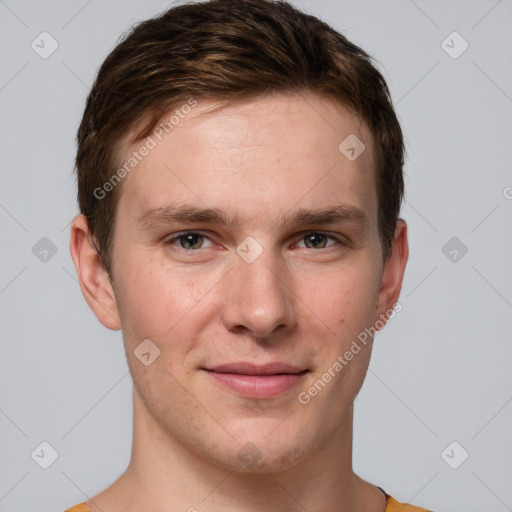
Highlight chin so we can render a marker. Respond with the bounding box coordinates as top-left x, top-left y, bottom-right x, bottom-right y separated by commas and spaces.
204, 426, 316, 474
